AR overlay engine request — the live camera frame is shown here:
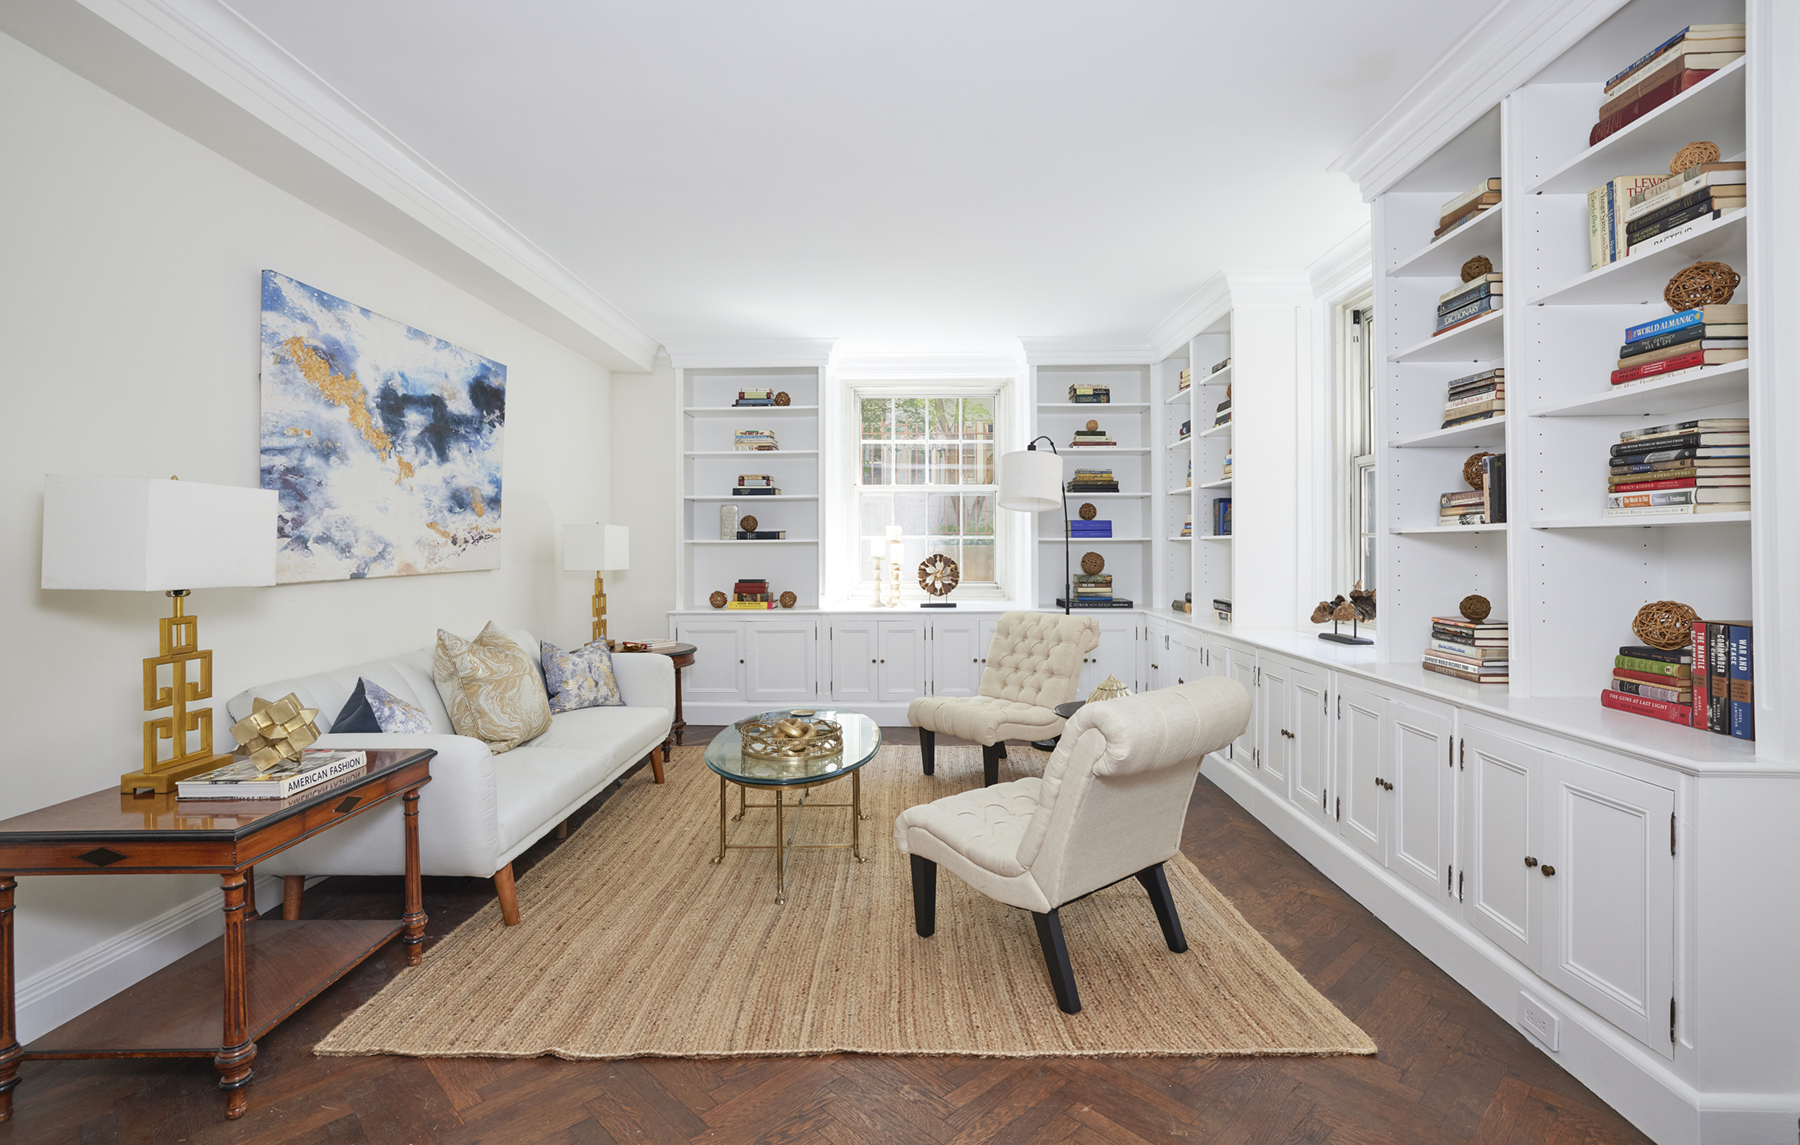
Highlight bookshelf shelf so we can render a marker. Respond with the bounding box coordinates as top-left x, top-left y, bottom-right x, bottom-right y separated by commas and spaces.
1524, 59, 1746, 195
1166, 439, 1191, 450
1164, 387, 1194, 405
683, 450, 820, 458
1166, 487, 1193, 496
1531, 361, 1750, 417
1198, 535, 1234, 542
1038, 402, 1151, 411
682, 494, 819, 502
1388, 205, 1502, 278
683, 405, 820, 417
1200, 478, 1233, 489
1197, 366, 1231, 387
686, 539, 819, 546
1057, 447, 1151, 455
1529, 209, 1747, 305
1169, 535, 1194, 542
1392, 416, 1506, 450
1199, 422, 1232, 438
1051, 491, 1150, 499
1390, 523, 1510, 536
1390, 309, 1504, 363
1530, 513, 1752, 530
1038, 537, 1150, 543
